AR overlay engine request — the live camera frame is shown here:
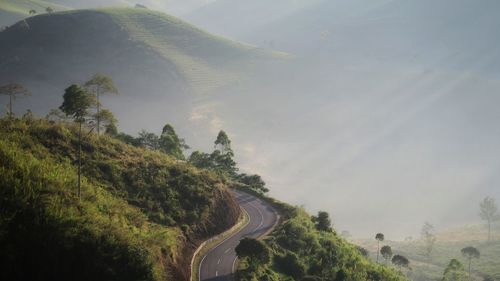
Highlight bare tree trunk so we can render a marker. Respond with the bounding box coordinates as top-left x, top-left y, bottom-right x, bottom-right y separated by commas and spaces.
78, 121, 82, 198
488, 220, 491, 242
468, 258, 472, 281
96, 87, 100, 135
377, 241, 380, 263
8, 94, 12, 118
